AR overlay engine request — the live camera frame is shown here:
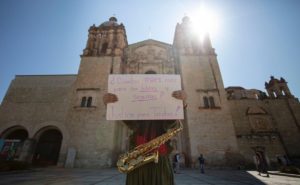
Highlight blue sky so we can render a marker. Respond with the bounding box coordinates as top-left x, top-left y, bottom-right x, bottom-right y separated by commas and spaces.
0, 0, 300, 103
